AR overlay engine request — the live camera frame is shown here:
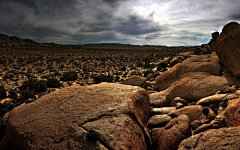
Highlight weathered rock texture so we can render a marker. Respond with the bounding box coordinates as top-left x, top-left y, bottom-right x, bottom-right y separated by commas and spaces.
178, 127, 240, 149
121, 75, 147, 87
0, 83, 151, 150
154, 53, 221, 91
168, 105, 215, 122
148, 114, 172, 128
152, 115, 191, 150
215, 21, 240, 78
151, 72, 240, 107
223, 98, 240, 127
196, 94, 227, 106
